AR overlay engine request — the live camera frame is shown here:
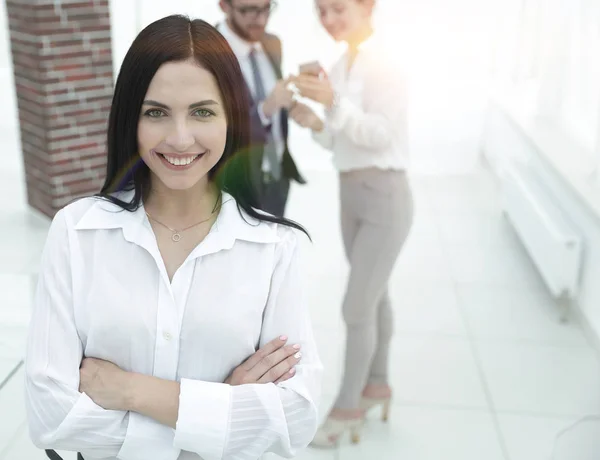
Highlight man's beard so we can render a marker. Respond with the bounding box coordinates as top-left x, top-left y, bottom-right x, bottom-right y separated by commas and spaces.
229, 16, 262, 42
